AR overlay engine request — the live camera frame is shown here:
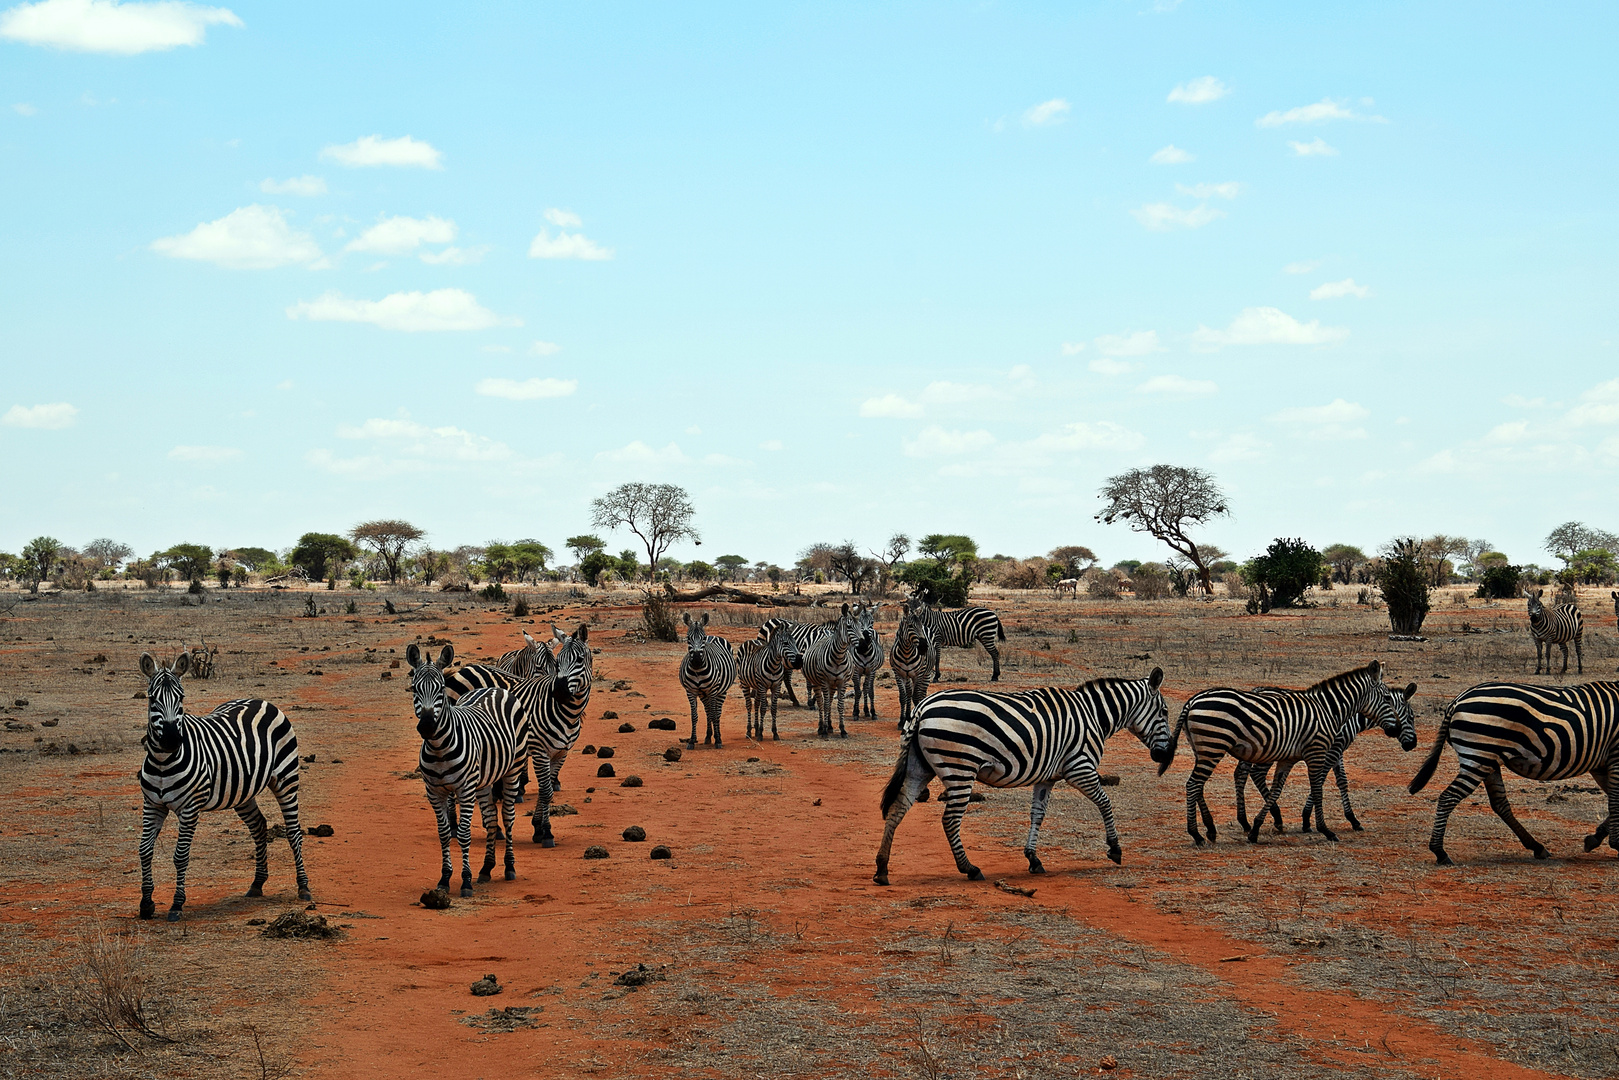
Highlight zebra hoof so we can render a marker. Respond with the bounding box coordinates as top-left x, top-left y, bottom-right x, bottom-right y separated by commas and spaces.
166, 909, 183, 923
714, 741, 723, 749
772, 733, 780, 741
246, 884, 264, 897
965, 866, 984, 881
298, 888, 313, 901
505, 868, 517, 881
1026, 855, 1045, 874
1320, 830, 1339, 842
1533, 846, 1549, 860
477, 870, 492, 883
539, 836, 555, 849
1107, 845, 1122, 865
139, 899, 155, 920
1206, 825, 1218, 842
1585, 834, 1604, 853
1348, 818, 1364, 832
874, 873, 889, 886
460, 887, 475, 898
1432, 847, 1454, 866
